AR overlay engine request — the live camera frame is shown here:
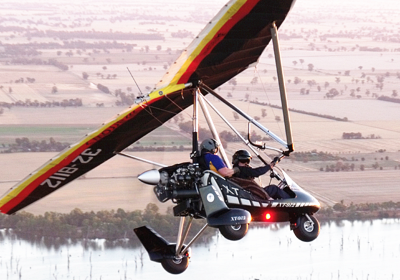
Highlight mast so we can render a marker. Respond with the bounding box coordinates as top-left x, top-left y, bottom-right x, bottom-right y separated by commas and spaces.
191, 89, 199, 162
198, 90, 231, 168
